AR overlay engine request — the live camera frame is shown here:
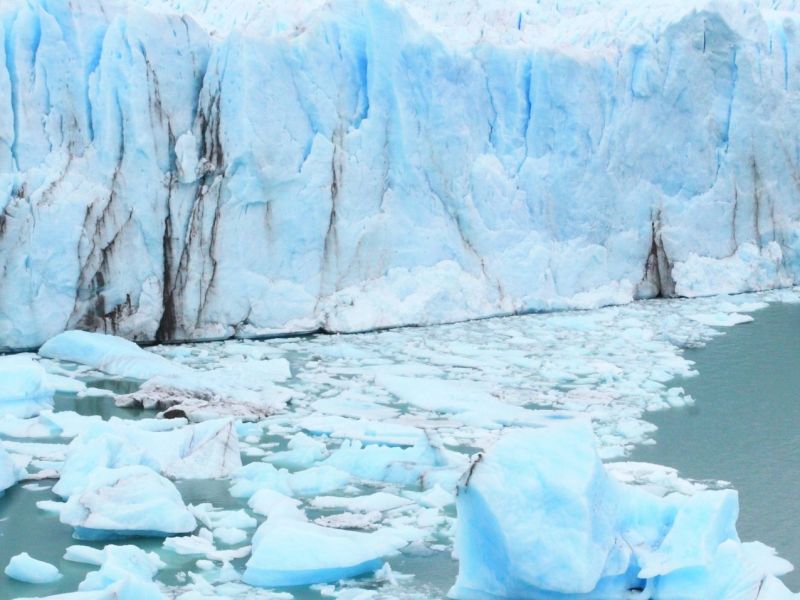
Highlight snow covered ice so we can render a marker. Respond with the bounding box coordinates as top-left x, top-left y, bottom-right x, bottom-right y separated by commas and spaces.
1, 0, 800, 348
